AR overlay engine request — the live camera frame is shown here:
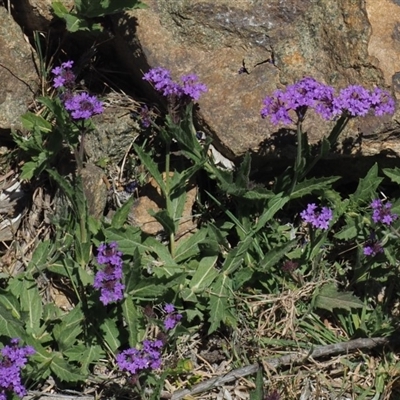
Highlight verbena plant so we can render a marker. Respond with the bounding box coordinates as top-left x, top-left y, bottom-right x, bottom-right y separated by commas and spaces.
4, 47, 400, 399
